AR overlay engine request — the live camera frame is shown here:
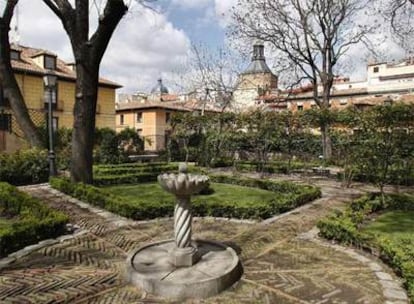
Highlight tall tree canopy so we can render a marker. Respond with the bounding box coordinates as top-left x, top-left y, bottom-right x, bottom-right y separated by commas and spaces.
230, 0, 376, 159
